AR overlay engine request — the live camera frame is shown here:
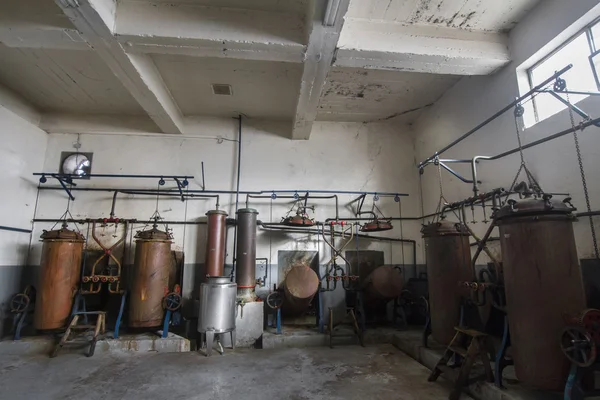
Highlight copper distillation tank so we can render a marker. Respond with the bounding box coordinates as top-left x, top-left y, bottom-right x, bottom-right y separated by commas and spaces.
205, 210, 228, 277
495, 197, 586, 391
129, 224, 173, 328
421, 221, 472, 346
34, 225, 85, 331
